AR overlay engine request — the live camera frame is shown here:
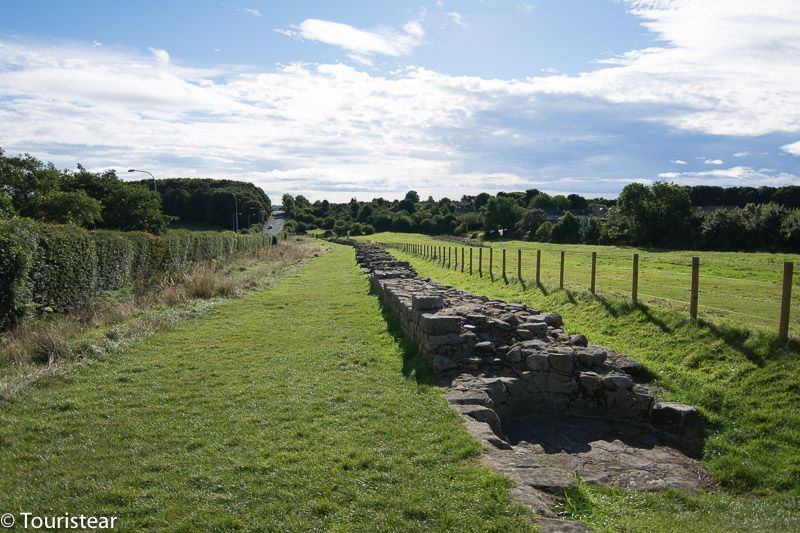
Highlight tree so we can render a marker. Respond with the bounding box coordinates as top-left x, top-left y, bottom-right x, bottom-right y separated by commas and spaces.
742, 202, 787, 248
700, 208, 746, 249
550, 212, 581, 243
515, 208, 547, 240
474, 192, 491, 211
781, 209, 800, 247
535, 221, 553, 242
579, 216, 600, 244
482, 196, 524, 235
357, 203, 373, 223
0, 192, 14, 219
281, 194, 295, 218
398, 191, 418, 213
616, 181, 692, 247
34, 190, 103, 226
103, 184, 170, 233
